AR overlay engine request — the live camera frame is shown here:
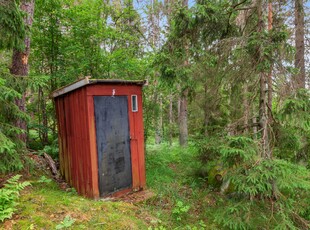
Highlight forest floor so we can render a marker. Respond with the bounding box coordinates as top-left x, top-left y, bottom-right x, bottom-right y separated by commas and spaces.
1, 143, 220, 229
